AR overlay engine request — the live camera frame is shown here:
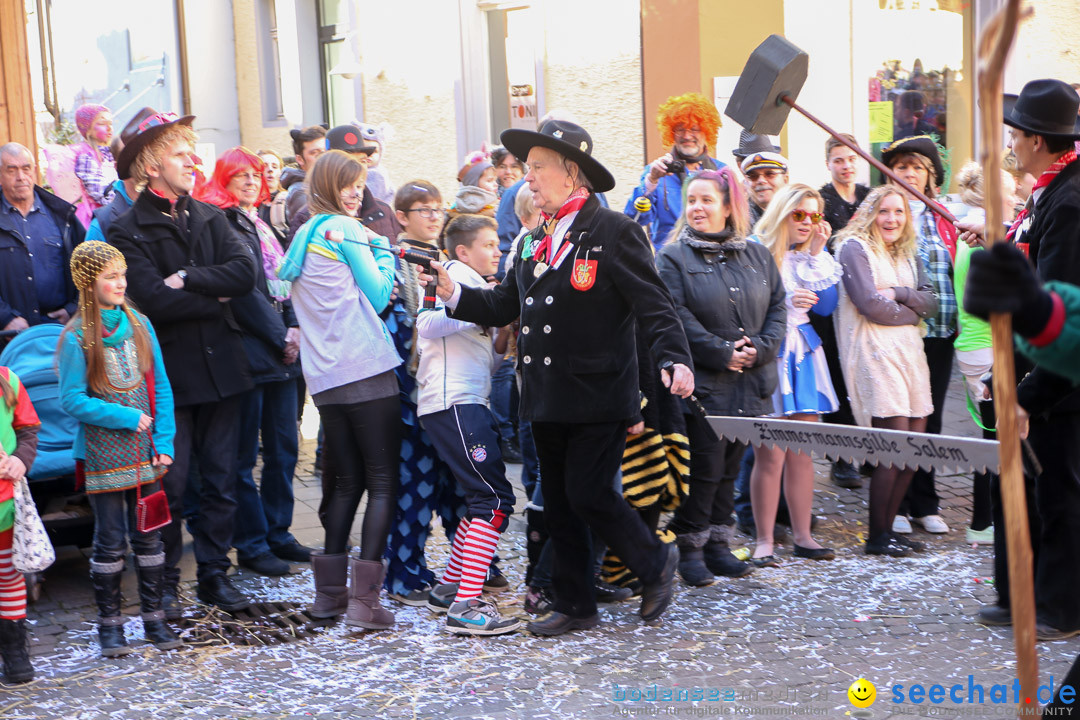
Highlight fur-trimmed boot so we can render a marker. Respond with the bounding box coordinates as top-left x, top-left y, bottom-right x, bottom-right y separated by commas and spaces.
135, 556, 183, 651
309, 551, 349, 619
91, 566, 132, 657
702, 524, 753, 578
0, 618, 34, 683
675, 530, 715, 587
344, 558, 394, 630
